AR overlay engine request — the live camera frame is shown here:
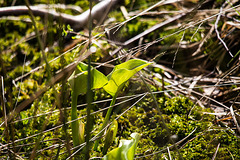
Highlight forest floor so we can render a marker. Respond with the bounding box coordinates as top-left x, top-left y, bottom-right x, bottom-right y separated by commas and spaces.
0, 0, 240, 159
